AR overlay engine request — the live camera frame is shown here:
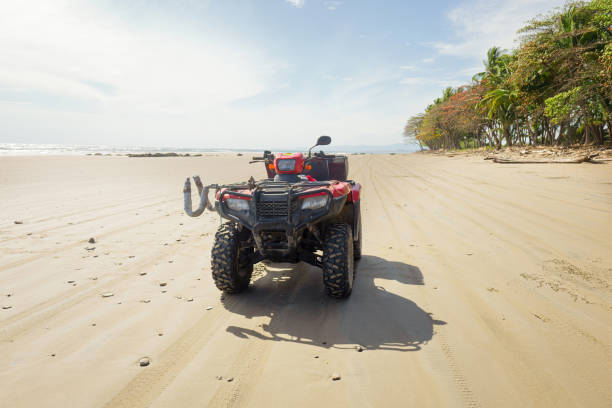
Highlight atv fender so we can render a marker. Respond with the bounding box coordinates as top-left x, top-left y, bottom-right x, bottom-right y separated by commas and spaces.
353, 200, 361, 242
350, 183, 361, 242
